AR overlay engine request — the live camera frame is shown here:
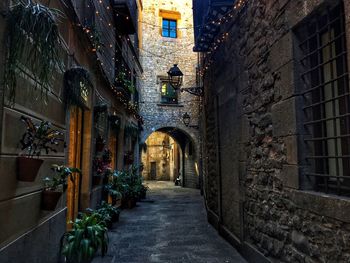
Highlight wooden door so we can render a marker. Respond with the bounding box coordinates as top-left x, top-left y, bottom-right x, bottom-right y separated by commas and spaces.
67, 106, 83, 227
150, 162, 157, 180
